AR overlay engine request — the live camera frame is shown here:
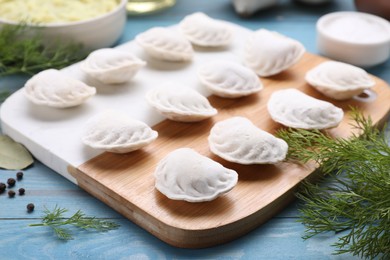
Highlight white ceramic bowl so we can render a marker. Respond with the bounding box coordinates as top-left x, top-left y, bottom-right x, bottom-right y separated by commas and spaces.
317, 11, 390, 67
0, 0, 127, 51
